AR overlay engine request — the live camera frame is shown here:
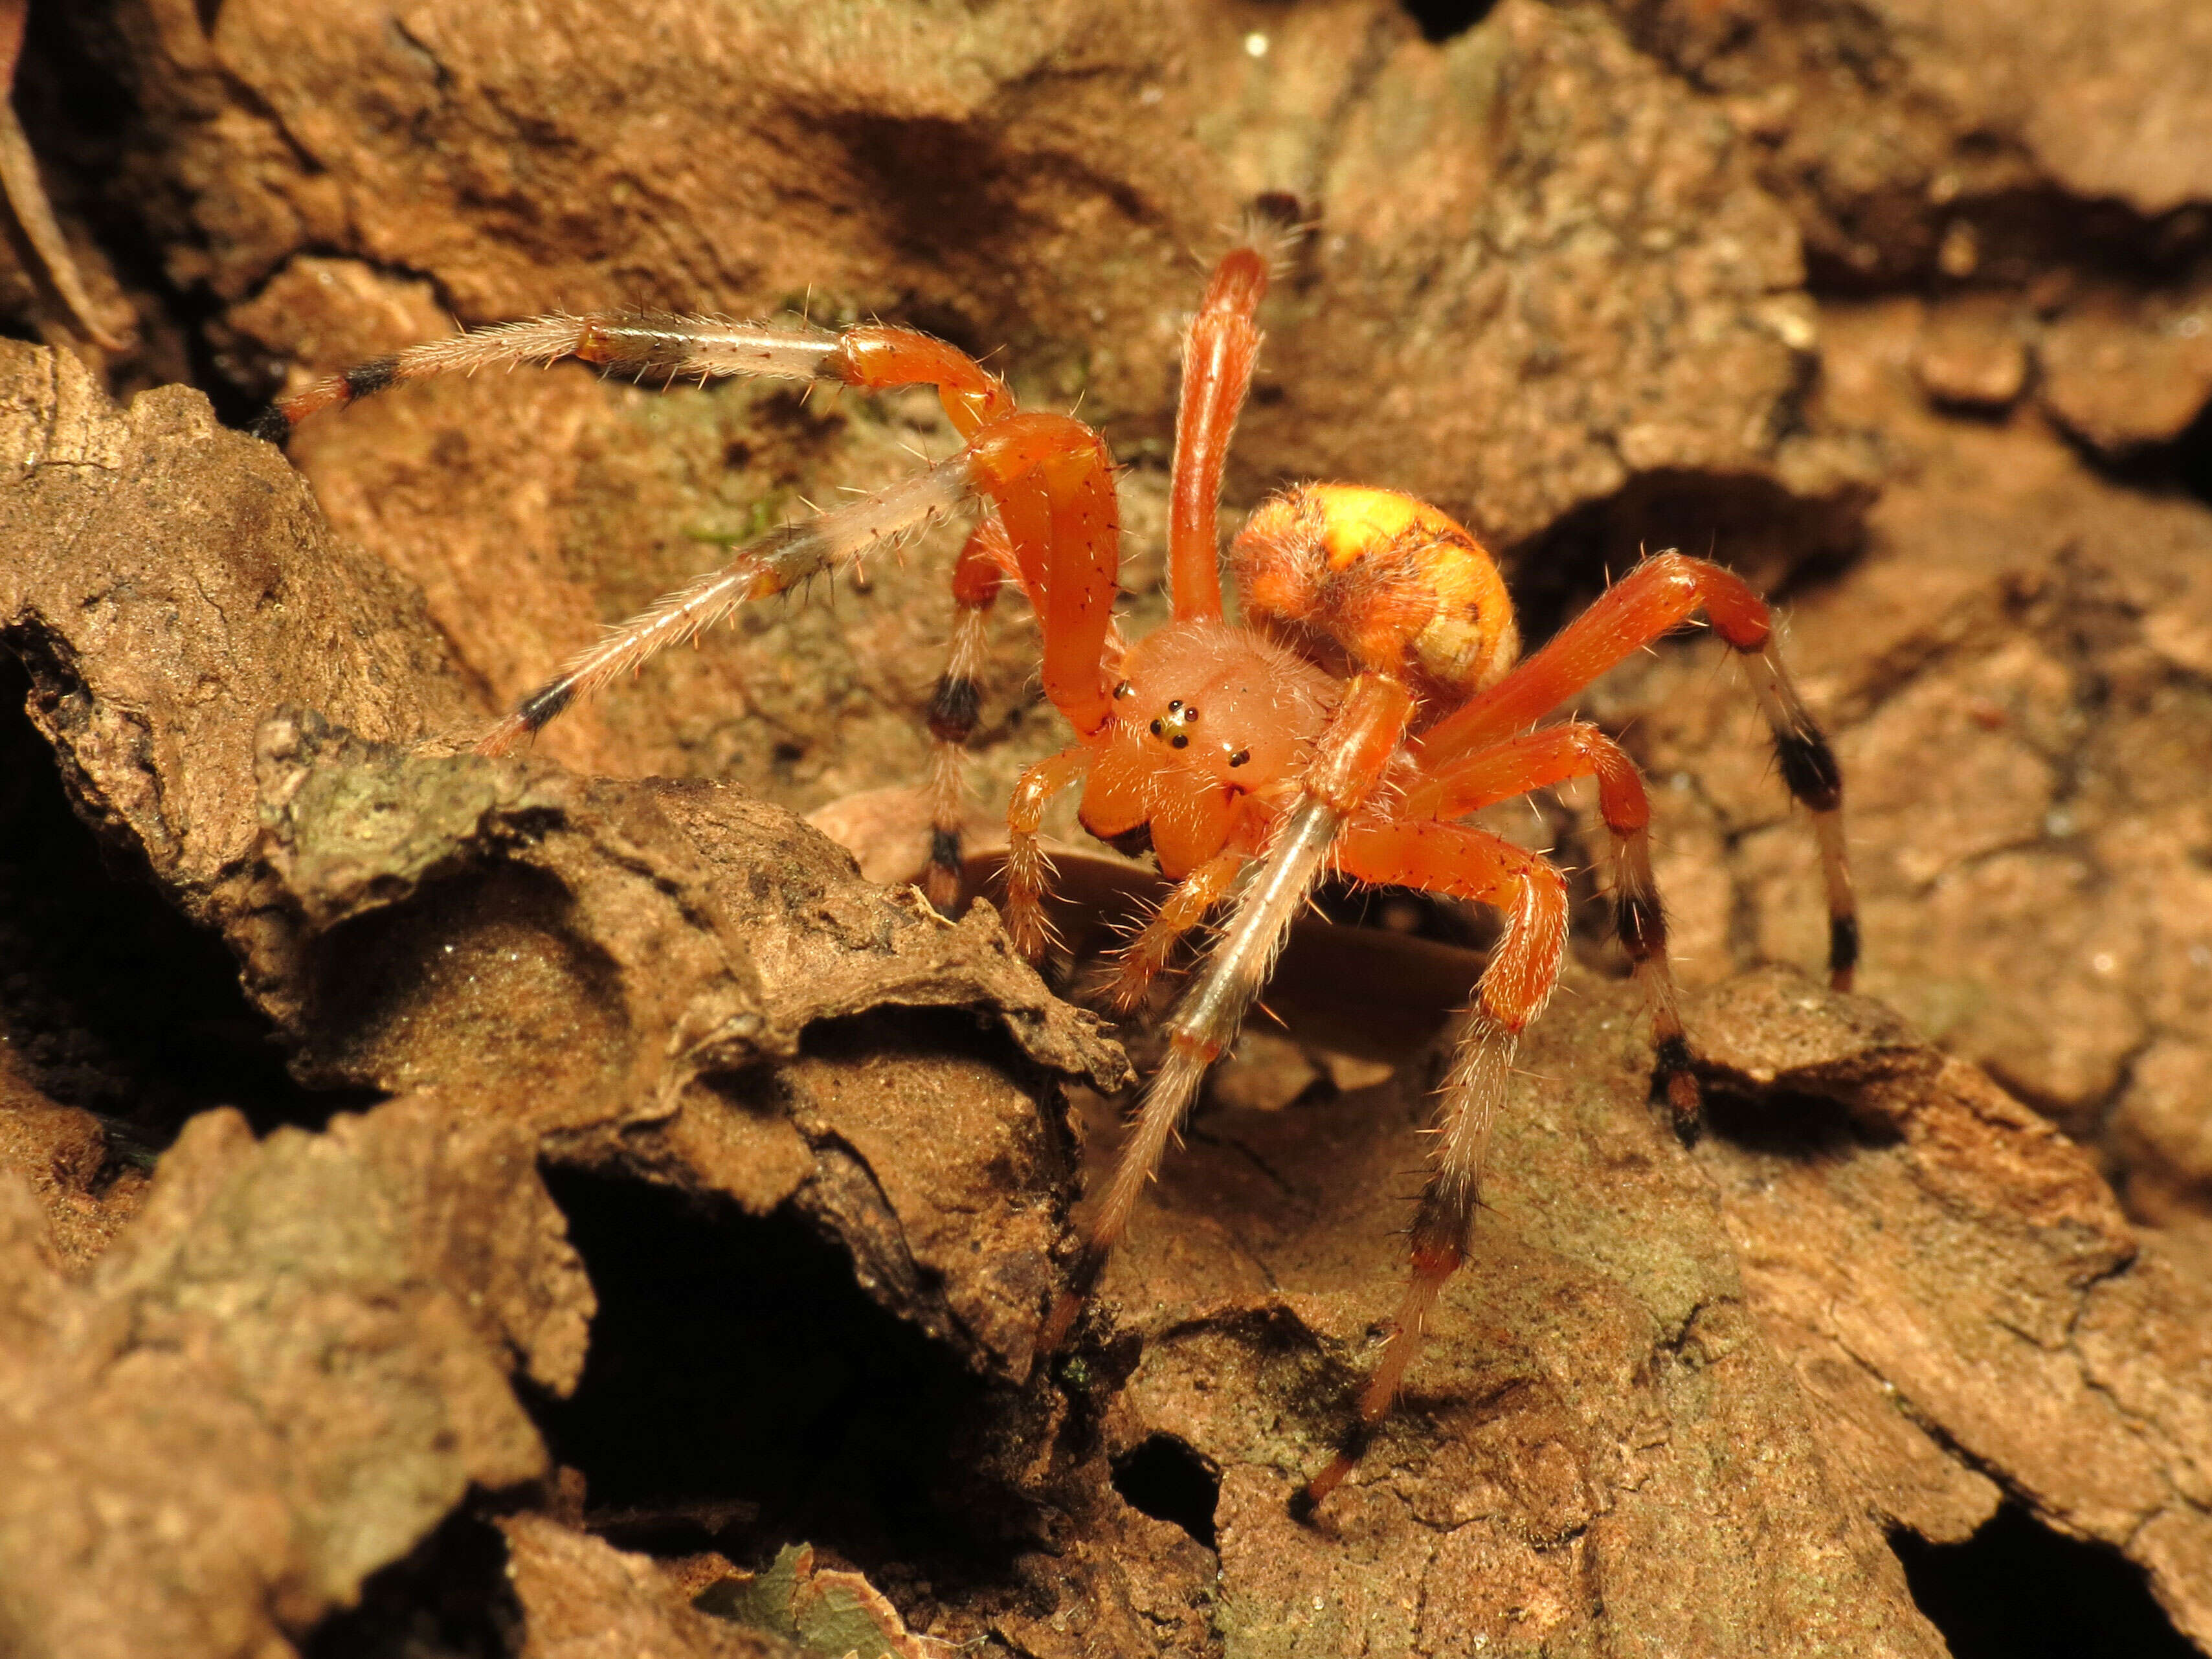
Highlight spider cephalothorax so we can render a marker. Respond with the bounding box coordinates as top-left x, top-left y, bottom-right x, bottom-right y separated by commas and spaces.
257, 221, 1855, 1520
1075, 623, 1339, 869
